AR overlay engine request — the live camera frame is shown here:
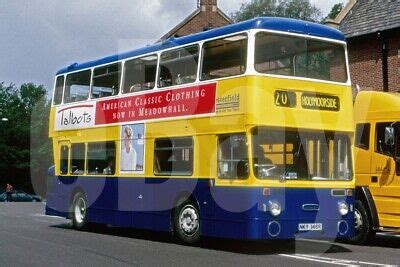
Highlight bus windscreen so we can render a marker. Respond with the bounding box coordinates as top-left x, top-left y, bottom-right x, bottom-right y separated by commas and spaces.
255, 32, 348, 83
